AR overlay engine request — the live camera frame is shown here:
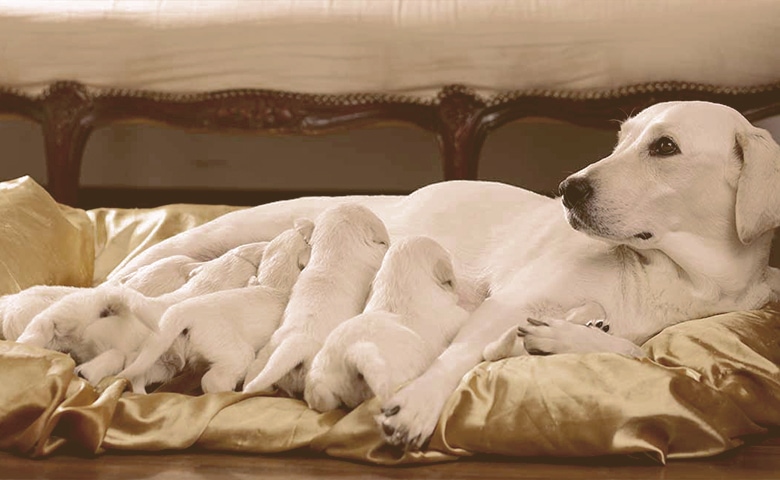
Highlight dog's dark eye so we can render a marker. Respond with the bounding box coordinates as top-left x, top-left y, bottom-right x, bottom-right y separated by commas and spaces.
649, 136, 680, 157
